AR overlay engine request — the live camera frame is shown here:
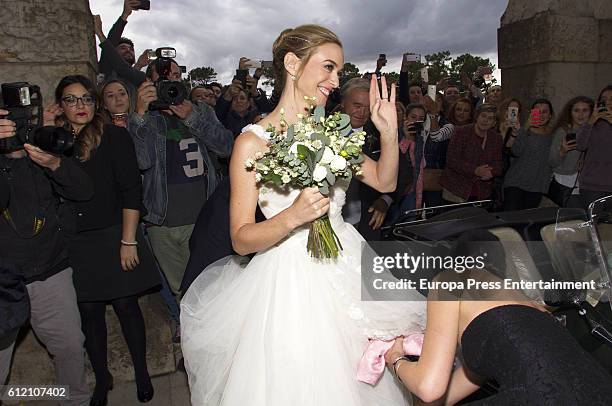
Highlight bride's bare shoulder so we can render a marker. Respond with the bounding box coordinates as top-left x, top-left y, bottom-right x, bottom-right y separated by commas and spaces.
233, 127, 268, 157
